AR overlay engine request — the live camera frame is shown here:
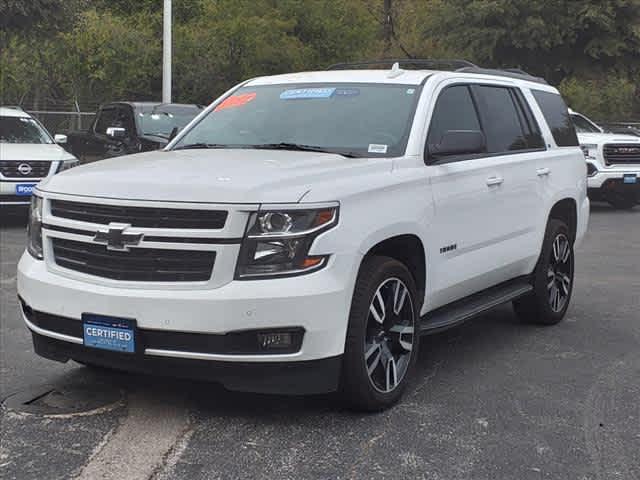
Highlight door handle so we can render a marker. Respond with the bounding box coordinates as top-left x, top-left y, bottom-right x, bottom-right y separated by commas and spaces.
537, 167, 551, 177
486, 176, 504, 187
